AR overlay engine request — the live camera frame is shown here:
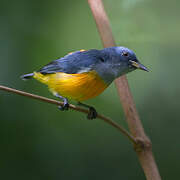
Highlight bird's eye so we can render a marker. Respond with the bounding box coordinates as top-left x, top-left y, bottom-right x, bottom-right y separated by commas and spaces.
122, 51, 129, 57
99, 57, 105, 62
